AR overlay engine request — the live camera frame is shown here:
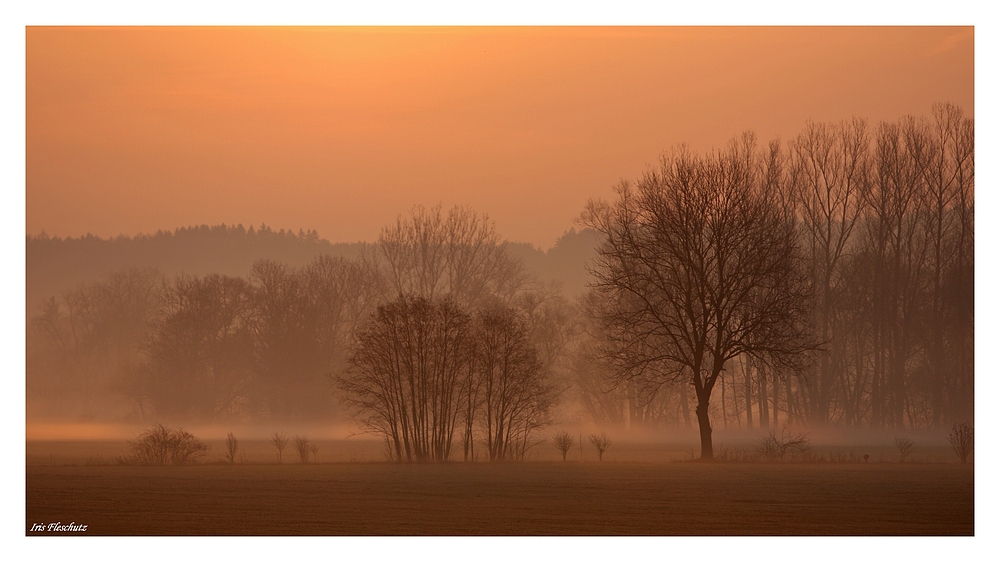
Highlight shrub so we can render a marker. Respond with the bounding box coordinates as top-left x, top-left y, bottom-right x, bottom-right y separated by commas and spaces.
948, 422, 974, 464
294, 436, 311, 463
589, 432, 612, 461
272, 432, 289, 463
756, 428, 810, 461
552, 431, 574, 461
123, 424, 208, 465
893, 436, 915, 462
225, 432, 239, 464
